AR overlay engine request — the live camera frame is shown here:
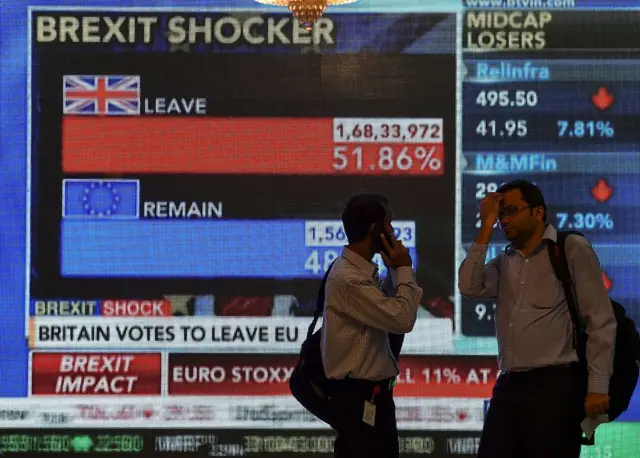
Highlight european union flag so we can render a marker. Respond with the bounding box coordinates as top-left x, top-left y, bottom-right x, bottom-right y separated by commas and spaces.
63, 179, 139, 219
